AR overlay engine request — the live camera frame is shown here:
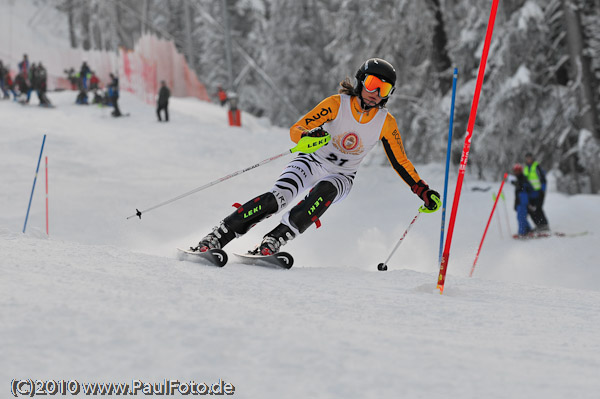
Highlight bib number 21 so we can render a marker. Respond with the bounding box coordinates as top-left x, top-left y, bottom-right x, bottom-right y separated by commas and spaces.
326, 153, 349, 167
